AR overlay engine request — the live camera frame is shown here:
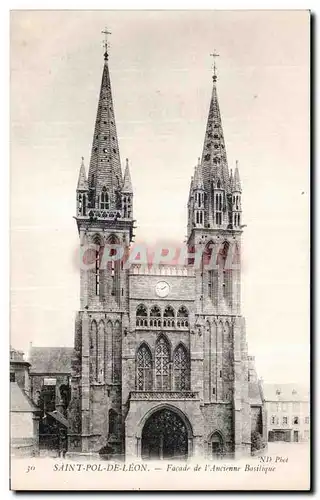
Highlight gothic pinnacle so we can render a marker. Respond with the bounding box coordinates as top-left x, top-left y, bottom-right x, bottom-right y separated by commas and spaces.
233, 160, 242, 192
77, 156, 88, 191
122, 158, 133, 193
